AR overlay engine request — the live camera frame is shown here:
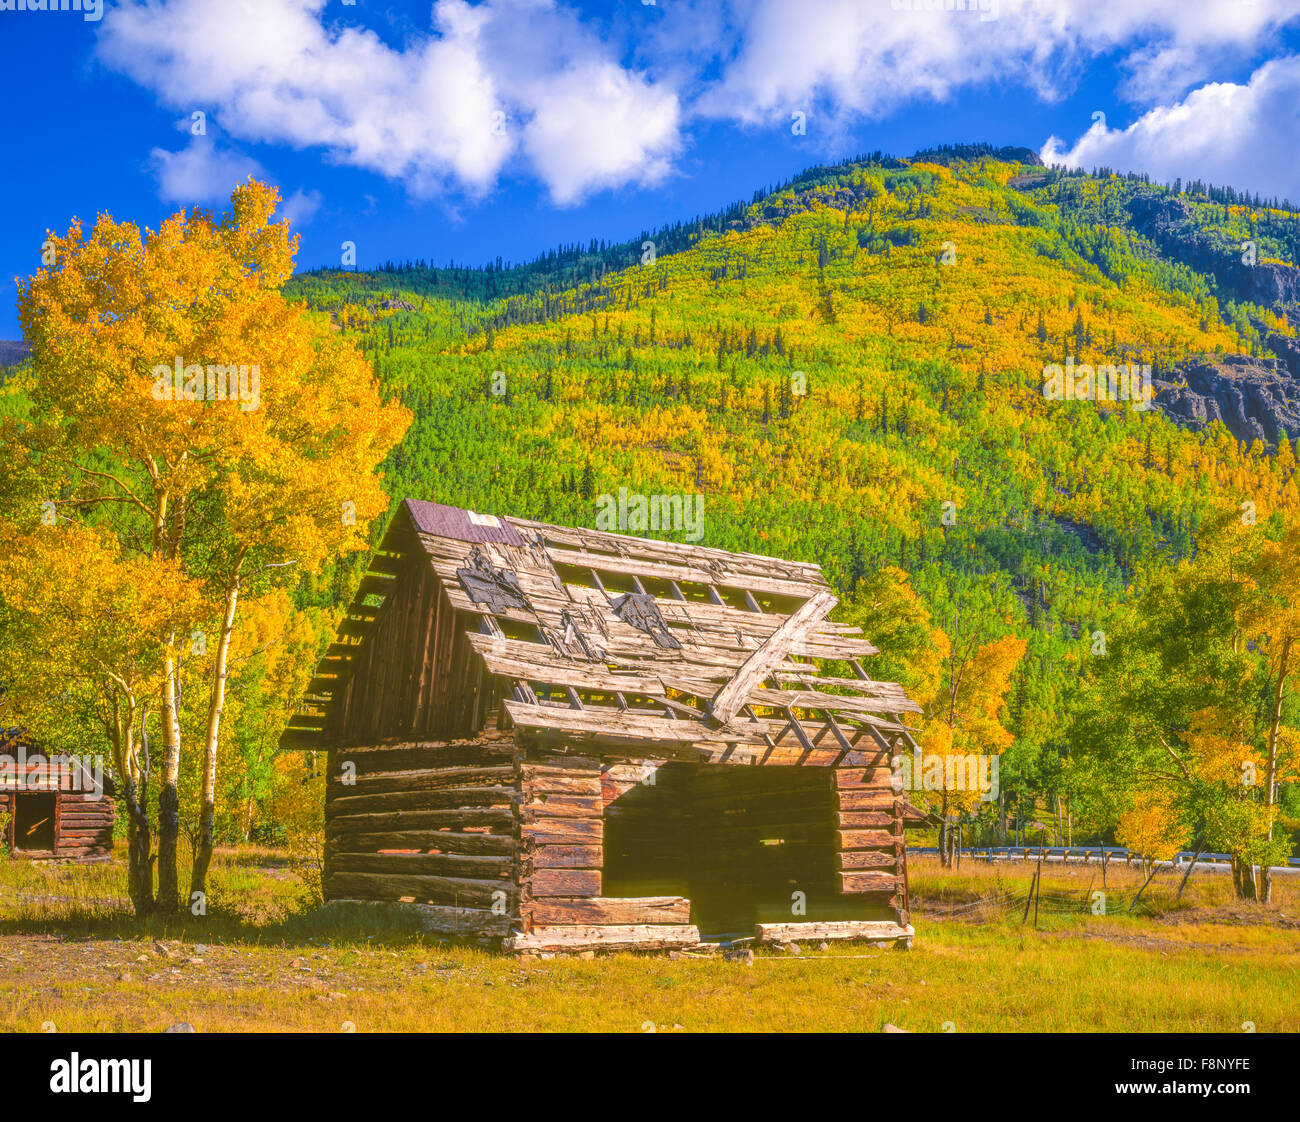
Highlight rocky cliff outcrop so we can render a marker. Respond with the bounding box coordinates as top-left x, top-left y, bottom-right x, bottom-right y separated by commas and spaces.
1122, 193, 1300, 428
1124, 193, 1300, 309
1154, 353, 1300, 445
